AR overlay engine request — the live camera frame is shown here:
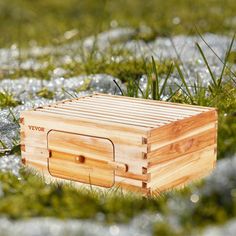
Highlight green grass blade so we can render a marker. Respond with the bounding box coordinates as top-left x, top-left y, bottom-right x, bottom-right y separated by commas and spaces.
175, 63, 194, 104
8, 108, 19, 125
160, 63, 173, 97
218, 33, 235, 87
113, 79, 124, 95
196, 42, 218, 88
166, 88, 180, 102
0, 140, 8, 149
134, 80, 144, 97
195, 26, 236, 81
61, 87, 77, 98
142, 58, 150, 99
151, 56, 159, 100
